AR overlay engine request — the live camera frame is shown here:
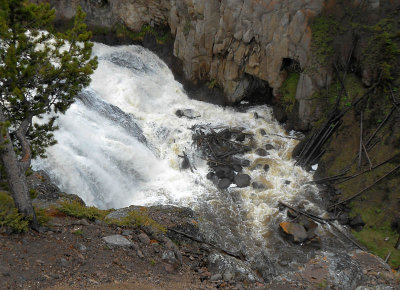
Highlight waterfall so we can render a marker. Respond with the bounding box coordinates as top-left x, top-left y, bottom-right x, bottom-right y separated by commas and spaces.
32, 43, 320, 245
